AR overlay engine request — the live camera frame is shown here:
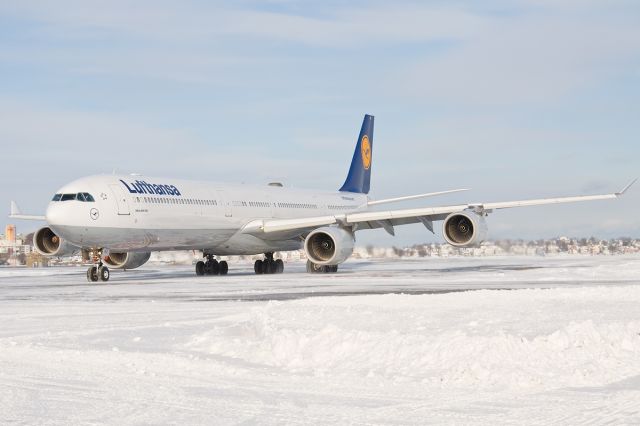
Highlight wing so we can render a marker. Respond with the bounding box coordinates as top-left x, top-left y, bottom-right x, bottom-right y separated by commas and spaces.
241, 179, 636, 238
